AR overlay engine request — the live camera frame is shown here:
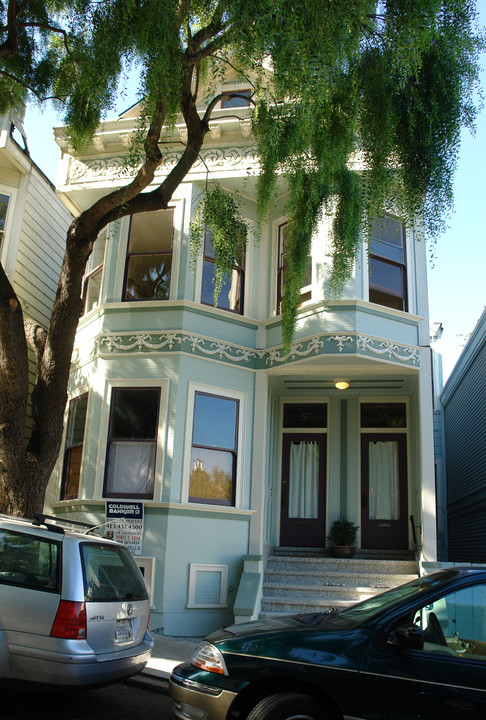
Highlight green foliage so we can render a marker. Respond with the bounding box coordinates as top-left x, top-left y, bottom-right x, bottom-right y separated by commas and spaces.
327, 519, 359, 547
1, 0, 483, 347
191, 187, 247, 303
